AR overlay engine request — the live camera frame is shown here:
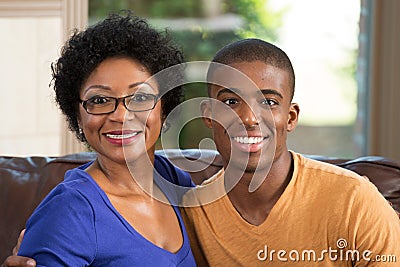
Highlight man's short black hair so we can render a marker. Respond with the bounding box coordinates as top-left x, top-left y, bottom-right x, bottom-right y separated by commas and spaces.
208, 38, 295, 100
